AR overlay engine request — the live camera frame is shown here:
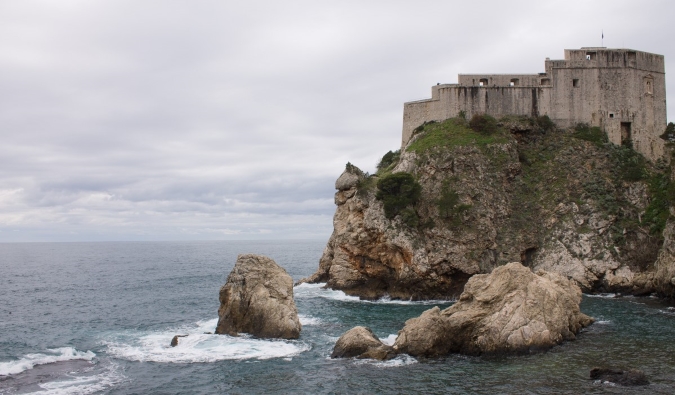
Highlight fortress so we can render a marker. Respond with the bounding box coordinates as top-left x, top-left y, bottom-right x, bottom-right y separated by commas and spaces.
402, 47, 667, 161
